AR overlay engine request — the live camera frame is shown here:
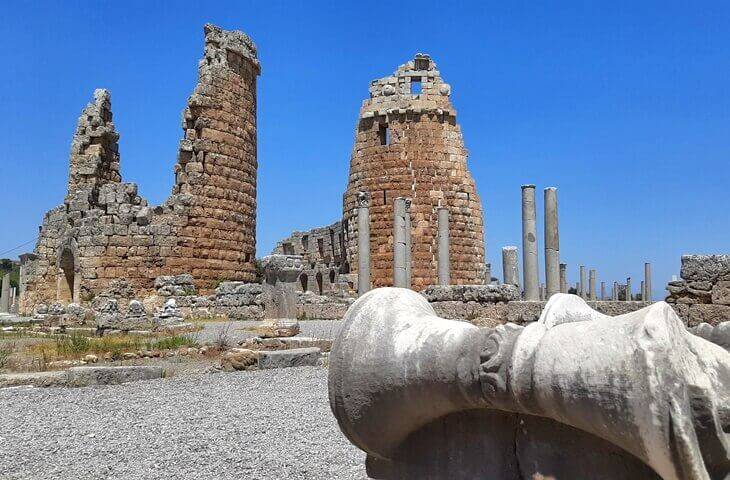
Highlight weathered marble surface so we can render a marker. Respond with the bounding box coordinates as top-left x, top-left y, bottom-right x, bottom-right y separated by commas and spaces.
329, 288, 730, 479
